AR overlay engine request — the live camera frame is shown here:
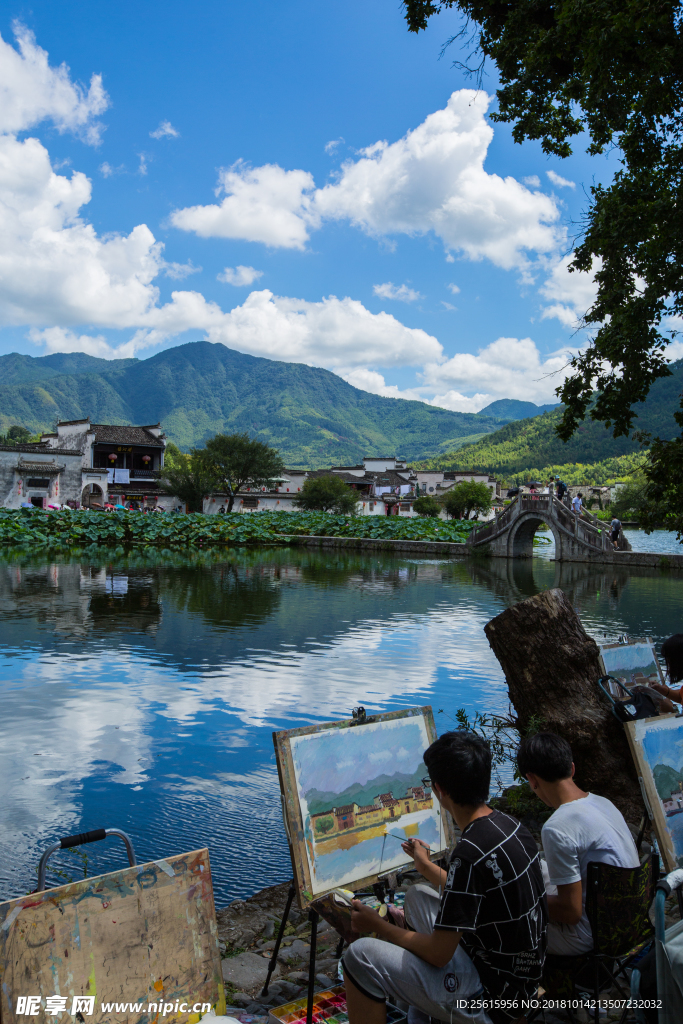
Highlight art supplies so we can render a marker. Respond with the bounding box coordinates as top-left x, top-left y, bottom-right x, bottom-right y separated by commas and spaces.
273, 706, 453, 907
267, 985, 407, 1024
625, 714, 683, 872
